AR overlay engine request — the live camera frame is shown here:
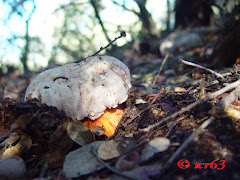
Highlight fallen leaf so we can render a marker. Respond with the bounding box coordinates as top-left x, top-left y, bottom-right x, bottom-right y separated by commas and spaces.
0, 156, 27, 179
141, 137, 170, 162
2, 146, 21, 159
174, 87, 186, 93
67, 121, 94, 146
63, 141, 105, 178
48, 124, 74, 153
92, 126, 105, 136
135, 99, 147, 104
98, 140, 120, 160
1, 133, 32, 159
